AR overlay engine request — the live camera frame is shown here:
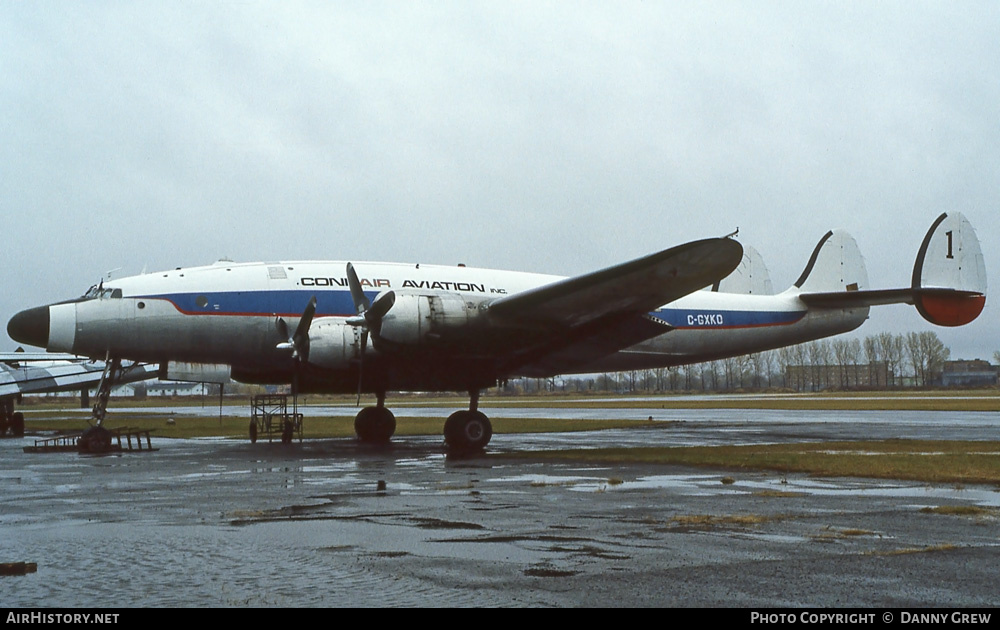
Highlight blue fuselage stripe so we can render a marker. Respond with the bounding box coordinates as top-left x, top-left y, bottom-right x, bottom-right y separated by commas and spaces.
143, 290, 370, 317
143, 290, 807, 330
651, 309, 805, 329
